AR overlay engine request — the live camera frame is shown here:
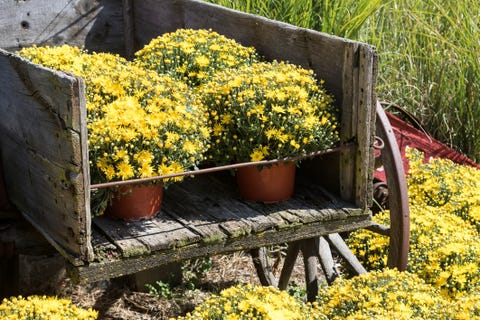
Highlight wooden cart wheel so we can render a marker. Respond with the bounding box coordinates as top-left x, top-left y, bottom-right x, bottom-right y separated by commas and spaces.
250, 102, 410, 302
372, 101, 410, 270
